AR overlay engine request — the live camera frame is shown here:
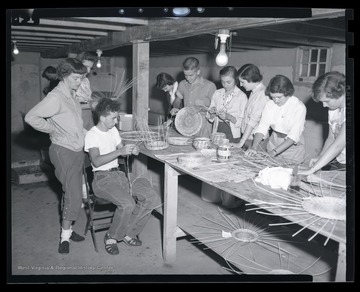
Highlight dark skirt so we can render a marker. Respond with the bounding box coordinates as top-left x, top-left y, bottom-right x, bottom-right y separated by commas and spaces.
217, 121, 240, 143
